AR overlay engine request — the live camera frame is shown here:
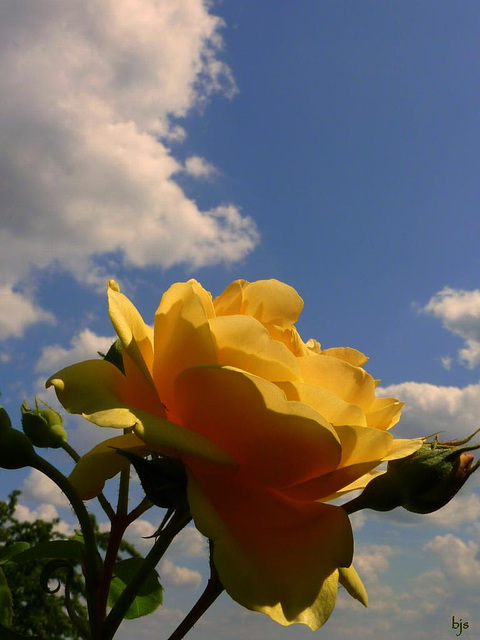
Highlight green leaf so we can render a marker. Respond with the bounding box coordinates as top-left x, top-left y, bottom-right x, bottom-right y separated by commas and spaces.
13, 540, 84, 563
107, 557, 163, 620
0, 621, 42, 639
0, 567, 13, 628
0, 543, 30, 565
